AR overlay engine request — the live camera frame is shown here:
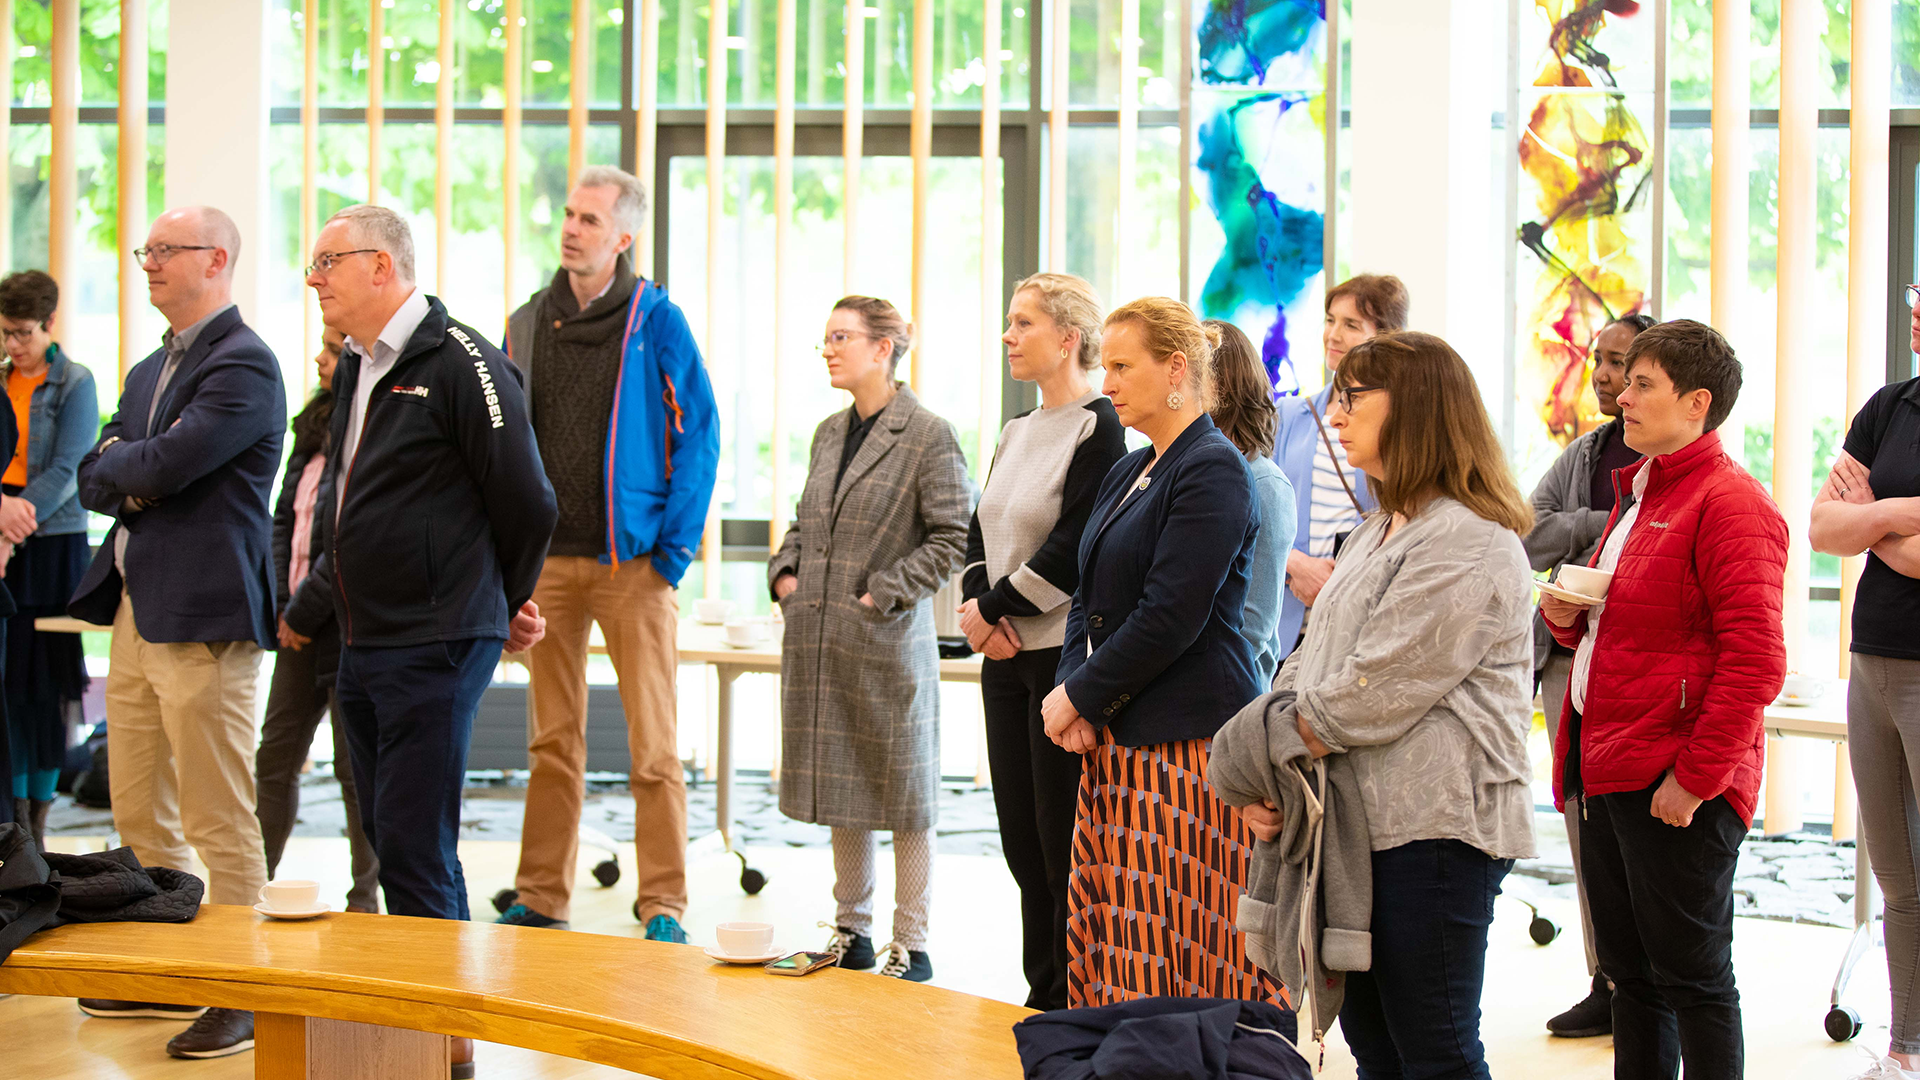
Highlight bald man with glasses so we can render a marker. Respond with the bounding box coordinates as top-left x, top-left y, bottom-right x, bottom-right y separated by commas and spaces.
67, 205, 287, 1060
